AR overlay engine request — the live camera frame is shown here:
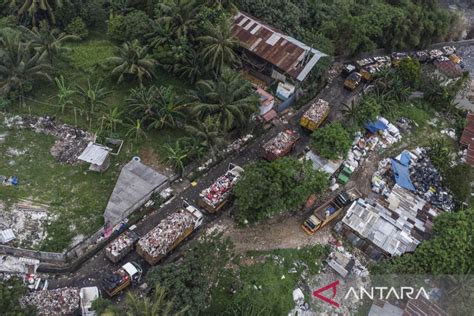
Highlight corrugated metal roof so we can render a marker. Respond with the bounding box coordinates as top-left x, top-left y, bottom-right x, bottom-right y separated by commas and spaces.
78, 143, 111, 165
232, 11, 326, 82
460, 112, 474, 165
